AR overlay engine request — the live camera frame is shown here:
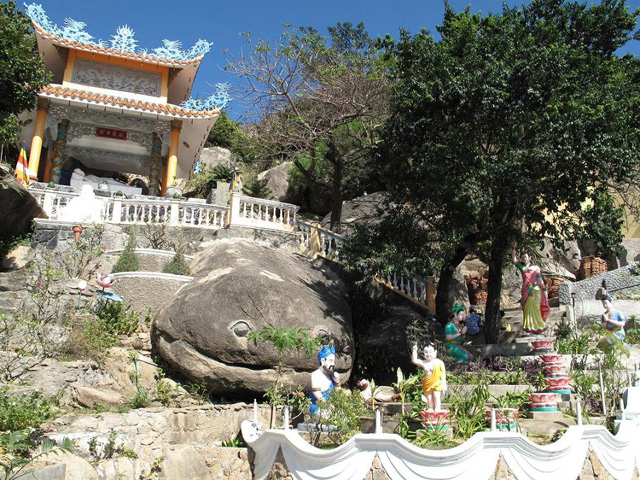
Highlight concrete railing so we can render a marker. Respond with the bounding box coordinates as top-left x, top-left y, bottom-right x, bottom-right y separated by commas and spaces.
297, 220, 434, 310
29, 187, 433, 310
230, 194, 299, 231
